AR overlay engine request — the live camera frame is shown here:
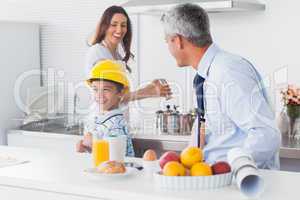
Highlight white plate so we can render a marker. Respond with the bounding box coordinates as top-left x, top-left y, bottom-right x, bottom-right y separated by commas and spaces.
84, 167, 137, 179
